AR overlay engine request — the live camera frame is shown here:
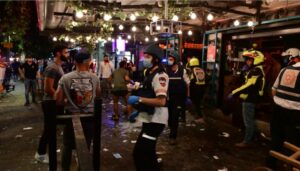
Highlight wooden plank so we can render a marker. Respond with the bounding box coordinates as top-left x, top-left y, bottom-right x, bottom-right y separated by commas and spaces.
270, 151, 300, 169
72, 116, 93, 171
284, 142, 300, 152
